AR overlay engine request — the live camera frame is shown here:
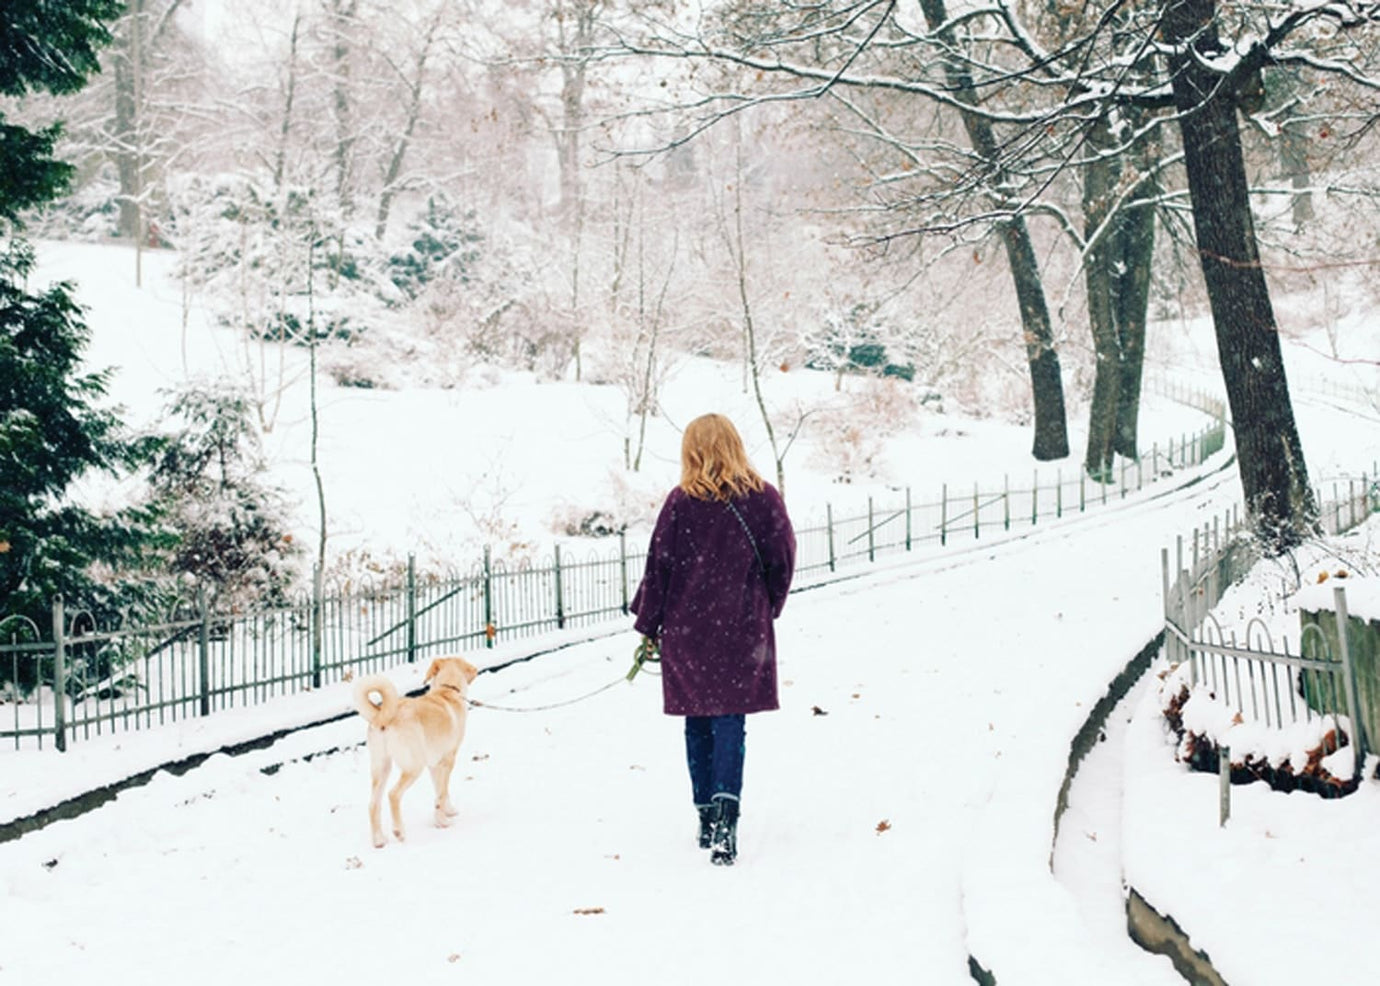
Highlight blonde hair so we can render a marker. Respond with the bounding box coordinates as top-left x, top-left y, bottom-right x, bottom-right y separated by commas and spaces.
679, 413, 765, 501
